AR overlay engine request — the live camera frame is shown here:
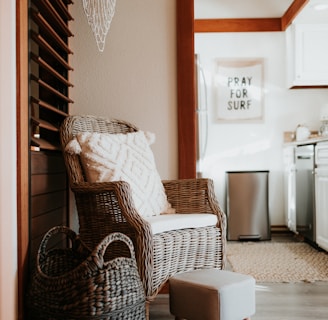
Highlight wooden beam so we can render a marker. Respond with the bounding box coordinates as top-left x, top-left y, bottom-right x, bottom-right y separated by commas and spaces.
194, 0, 309, 33
177, 0, 196, 179
177, 0, 308, 180
281, 0, 309, 30
195, 18, 282, 33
